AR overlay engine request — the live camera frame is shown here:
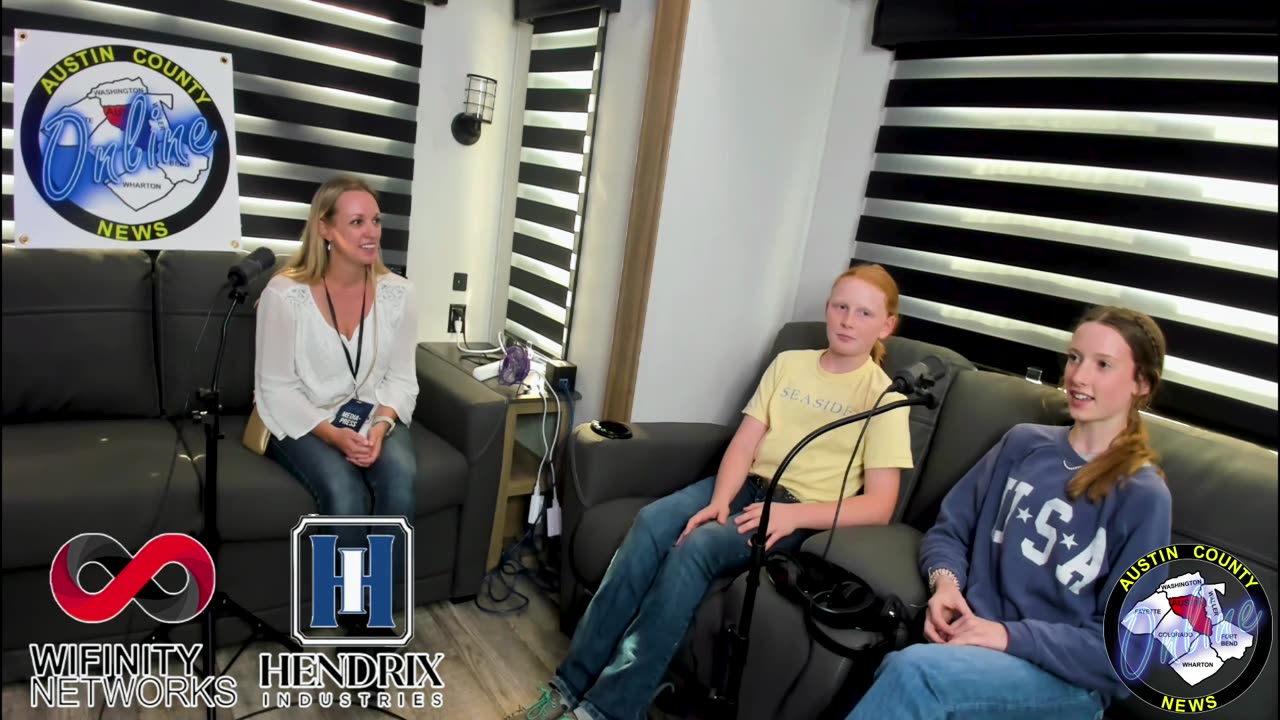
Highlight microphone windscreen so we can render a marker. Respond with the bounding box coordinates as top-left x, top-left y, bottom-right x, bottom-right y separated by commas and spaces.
247, 247, 275, 272
228, 247, 278, 286
921, 355, 948, 382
